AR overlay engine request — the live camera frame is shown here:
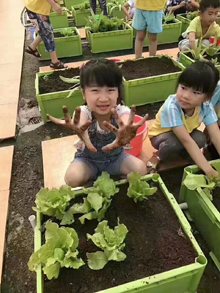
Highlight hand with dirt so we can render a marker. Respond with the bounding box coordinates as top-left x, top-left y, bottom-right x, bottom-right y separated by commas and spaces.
102, 106, 148, 152
205, 168, 220, 180
47, 107, 97, 153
